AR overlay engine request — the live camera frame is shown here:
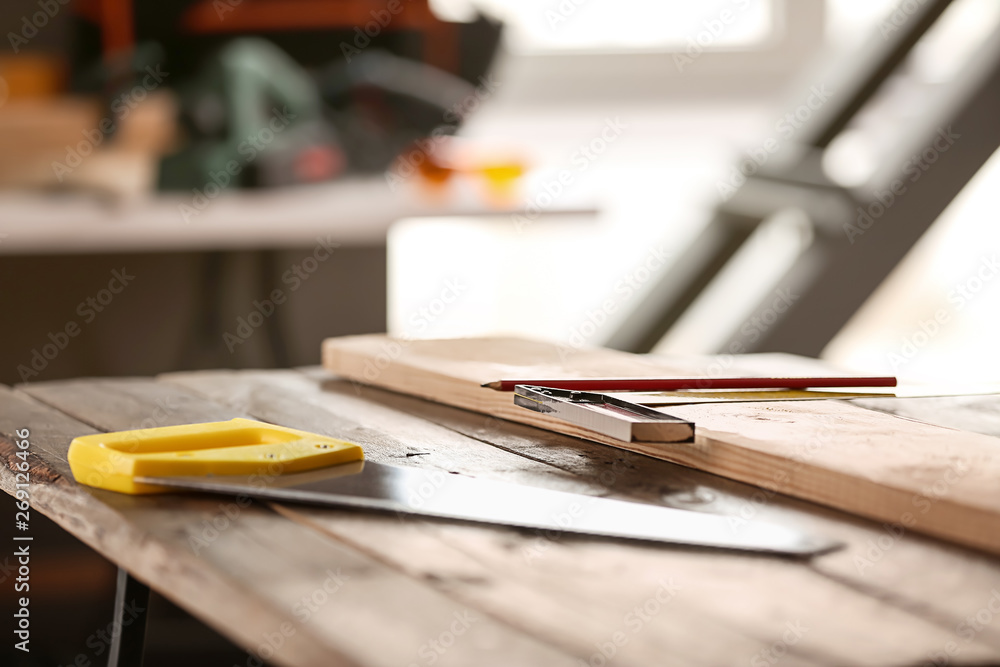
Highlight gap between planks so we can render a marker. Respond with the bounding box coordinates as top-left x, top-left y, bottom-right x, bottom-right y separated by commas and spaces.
319, 335, 1000, 557
0, 386, 349, 667
292, 368, 1000, 650
161, 368, 1000, 665
297, 368, 1000, 652
7, 381, 581, 667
